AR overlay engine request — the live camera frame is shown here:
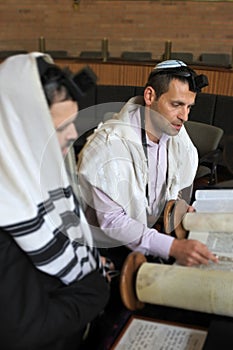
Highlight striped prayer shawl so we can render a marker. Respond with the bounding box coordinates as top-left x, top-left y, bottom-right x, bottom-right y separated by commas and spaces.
0, 52, 103, 284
